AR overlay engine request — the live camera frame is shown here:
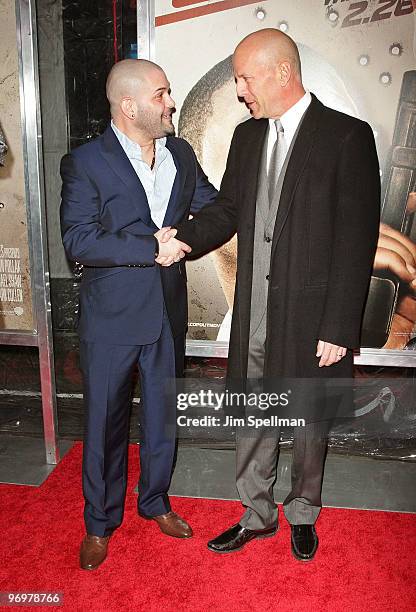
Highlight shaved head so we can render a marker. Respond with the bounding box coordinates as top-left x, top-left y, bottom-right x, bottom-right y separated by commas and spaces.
234, 28, 302, 78
106, 59, 165, 114
233, 28, 305, 119
106, 59, 176, 142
